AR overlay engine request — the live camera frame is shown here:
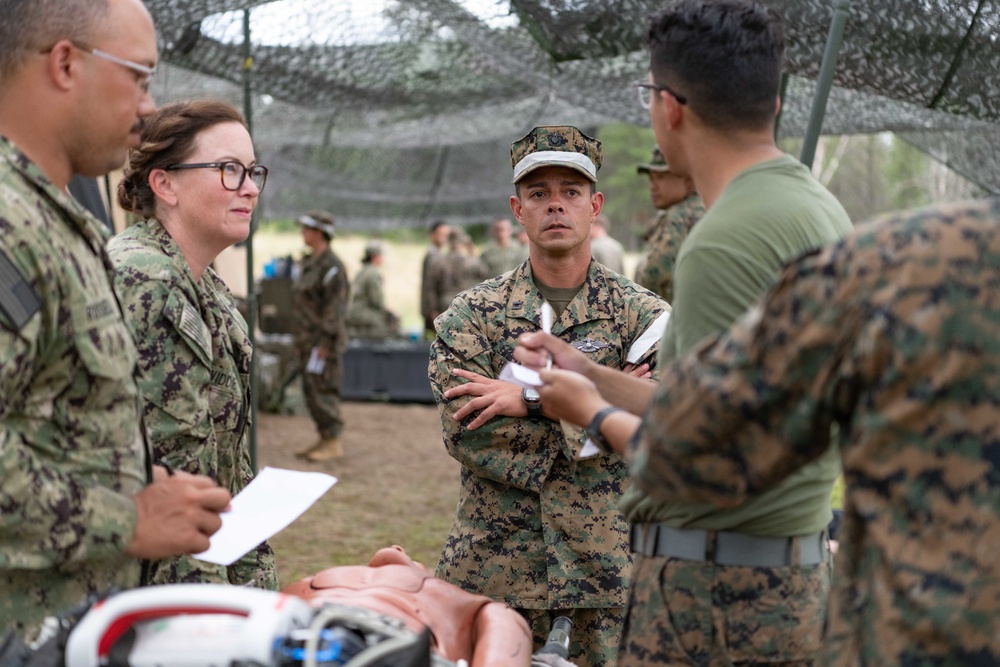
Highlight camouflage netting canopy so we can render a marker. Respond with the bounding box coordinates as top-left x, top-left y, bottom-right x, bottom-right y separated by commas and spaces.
144, 0, 1000, 228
